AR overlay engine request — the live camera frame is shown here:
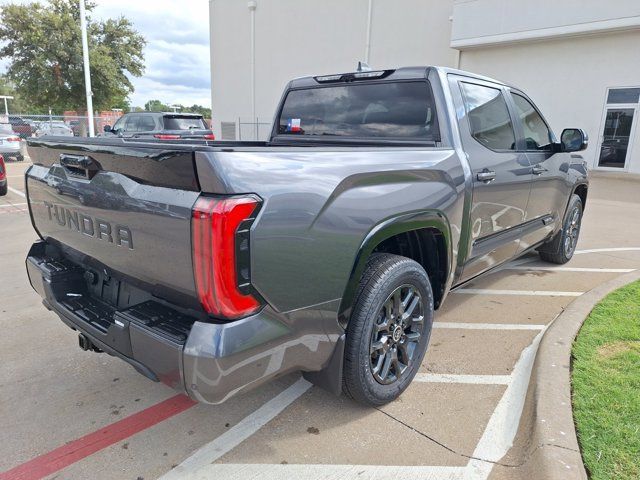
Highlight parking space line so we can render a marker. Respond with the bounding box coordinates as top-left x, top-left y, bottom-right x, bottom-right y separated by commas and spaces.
0, 203, 27, 208
463, 328, 547, 479
173, 463, 466, 480
575, 247, 640, 255
0, 394, 196, 480
453, 288, 582, 297
7, 186, 25, 198
414, 373, 512, 385
160, 378, 312, 480
433, 322, 545, 330
506, 266, 635, 273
